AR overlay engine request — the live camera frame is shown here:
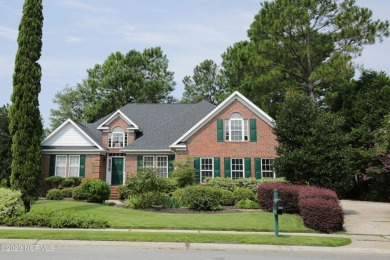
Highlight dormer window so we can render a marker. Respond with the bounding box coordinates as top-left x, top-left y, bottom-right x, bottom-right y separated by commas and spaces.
225, 113, 248, 141
108, 127, 127, 148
